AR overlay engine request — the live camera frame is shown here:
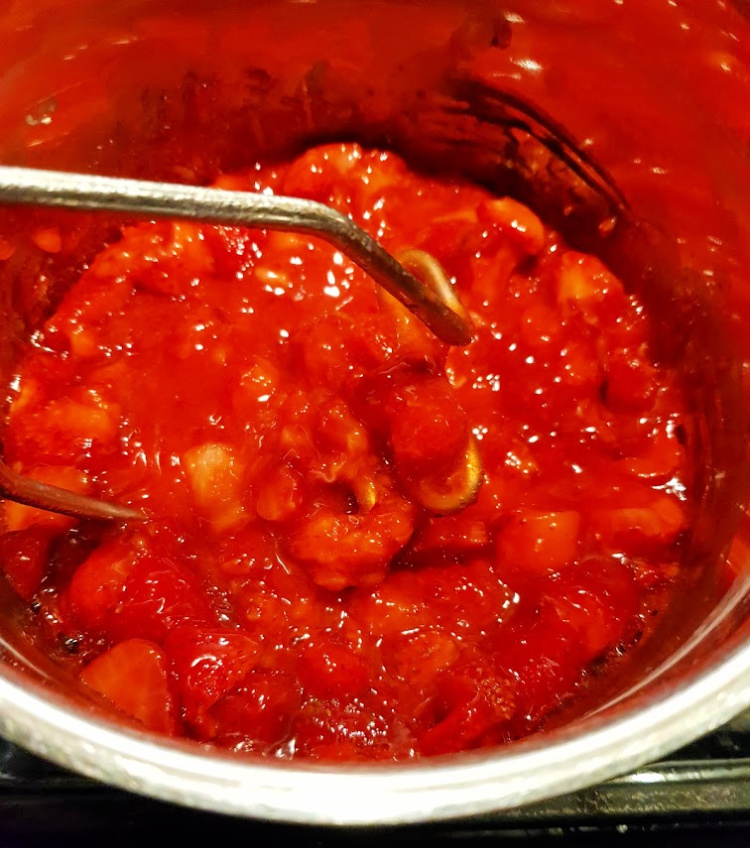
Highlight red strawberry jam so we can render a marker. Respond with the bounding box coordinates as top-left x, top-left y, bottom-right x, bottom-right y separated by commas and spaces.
0, 143, 695, 760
